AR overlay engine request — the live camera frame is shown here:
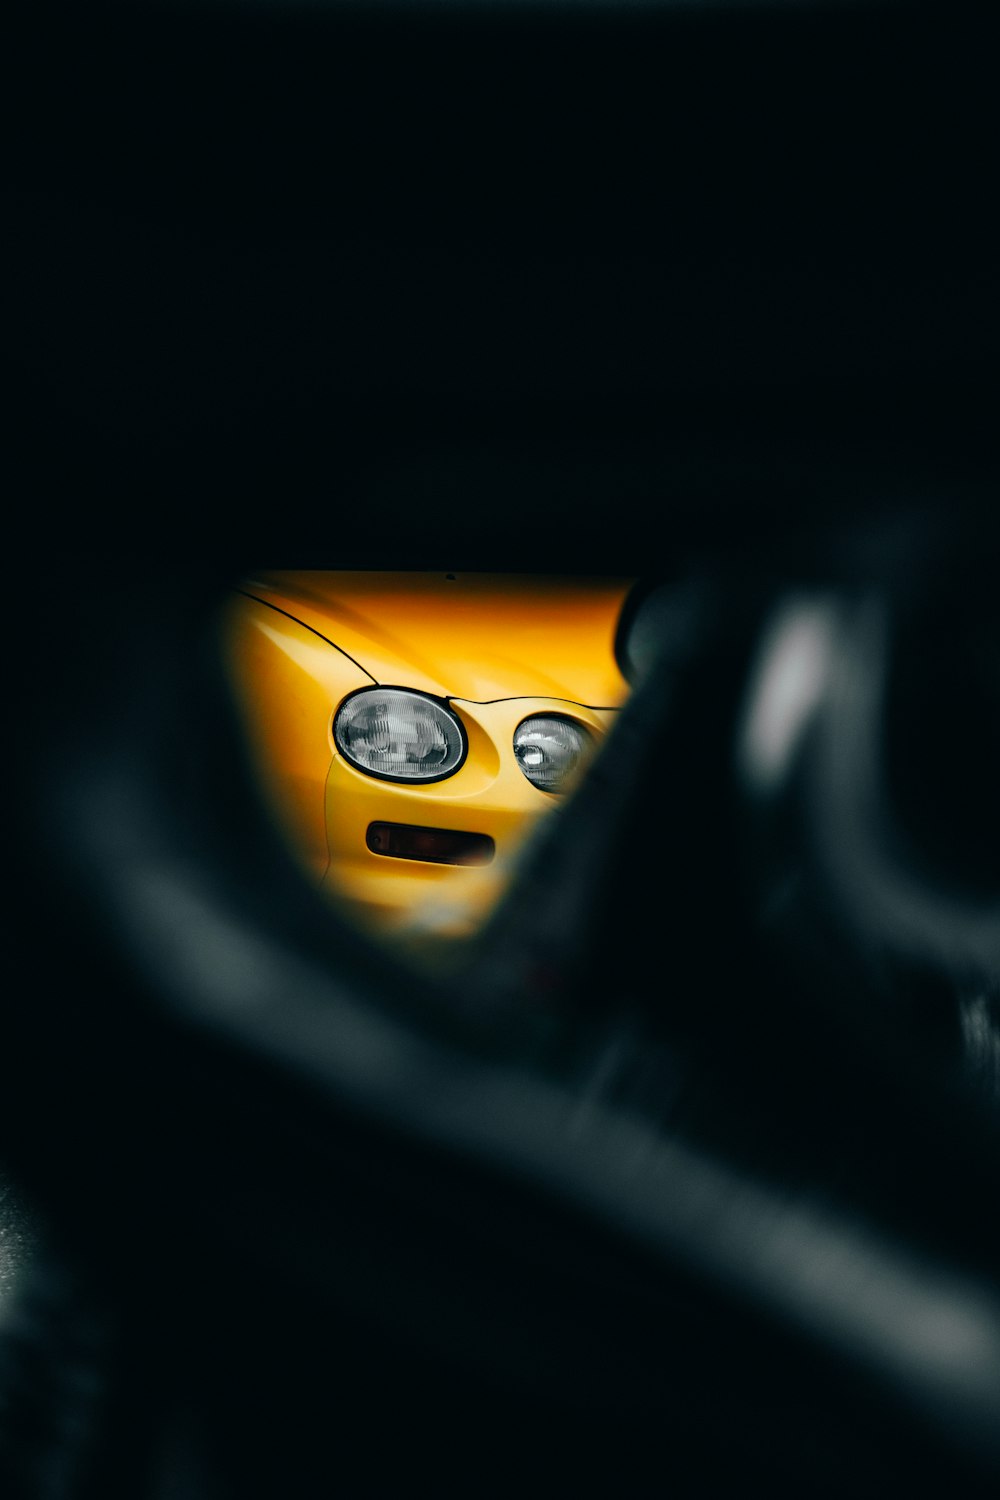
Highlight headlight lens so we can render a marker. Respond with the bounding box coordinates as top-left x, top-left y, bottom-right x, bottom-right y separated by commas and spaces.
334, 689, 466, 782
513, 715, 592, 793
